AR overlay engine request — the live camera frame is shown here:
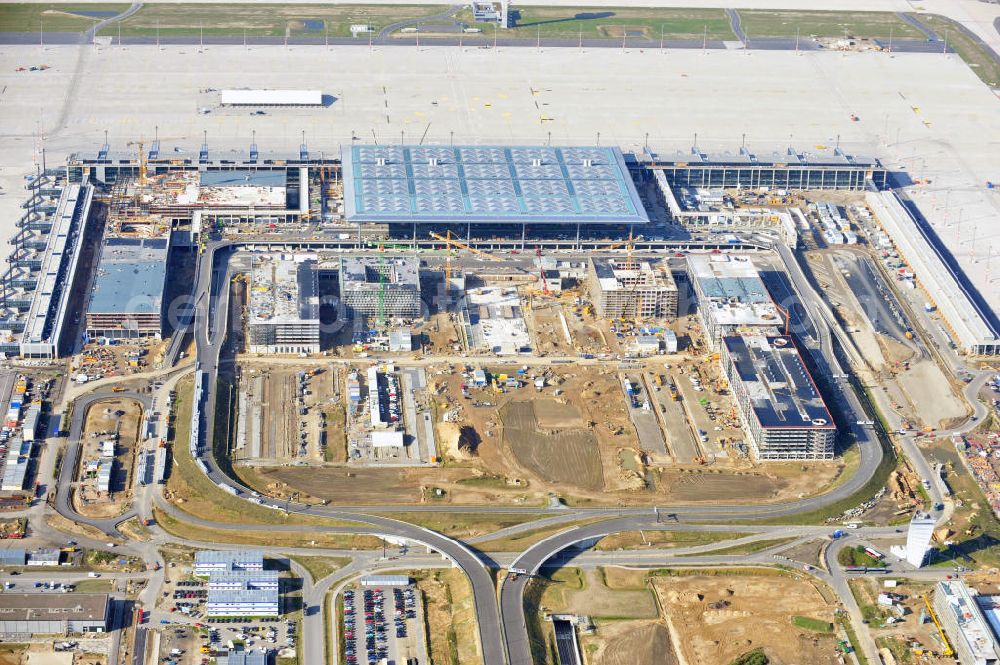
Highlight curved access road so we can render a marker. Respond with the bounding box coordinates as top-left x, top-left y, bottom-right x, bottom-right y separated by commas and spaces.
189, 239, 507, 665
54, 390, 151, 536
85, 2, 144, 43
